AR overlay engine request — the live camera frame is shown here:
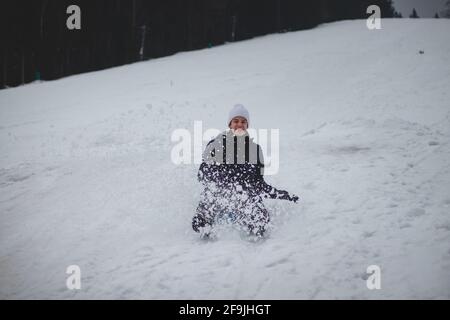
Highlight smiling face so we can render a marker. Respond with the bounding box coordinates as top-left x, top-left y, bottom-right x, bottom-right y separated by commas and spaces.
229, 116, 248, 131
